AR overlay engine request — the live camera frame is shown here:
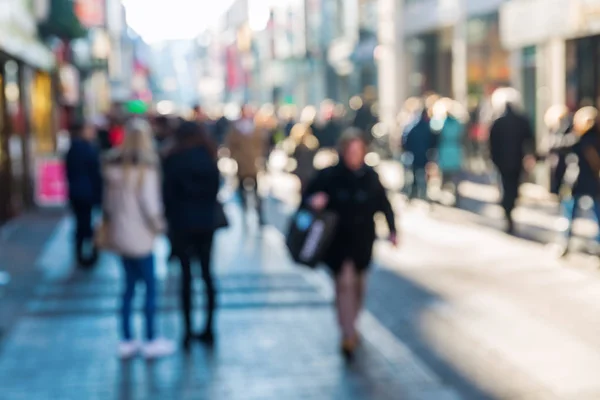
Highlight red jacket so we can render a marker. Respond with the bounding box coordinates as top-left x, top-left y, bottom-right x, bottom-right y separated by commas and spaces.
109, 126, 125, 147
